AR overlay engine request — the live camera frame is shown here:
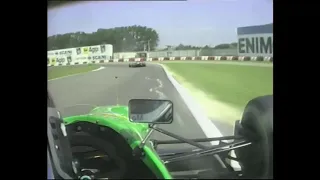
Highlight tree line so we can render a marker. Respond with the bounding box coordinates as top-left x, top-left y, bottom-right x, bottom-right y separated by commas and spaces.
163, 43, 237, 51
48, 25, 160, 52
48, 25, 237, 52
